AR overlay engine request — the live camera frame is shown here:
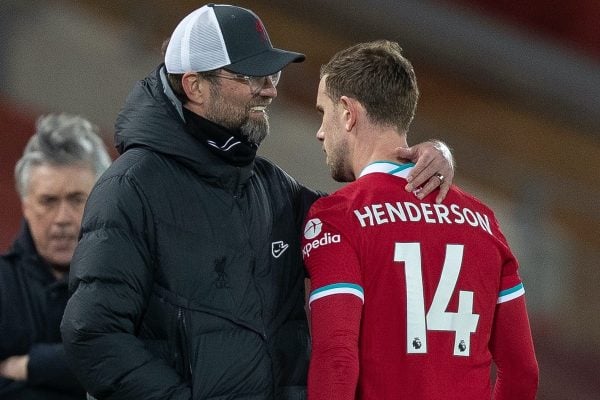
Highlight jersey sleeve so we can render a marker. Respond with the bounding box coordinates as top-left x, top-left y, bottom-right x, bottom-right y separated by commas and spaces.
489, 216, 538, 398
492, 215, 526, 304
302, 204, 363, 400
490, 296, 539, 399
302, 207, 363, 305
497, 254, 525, 304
